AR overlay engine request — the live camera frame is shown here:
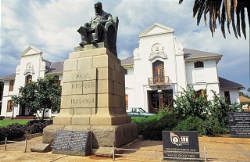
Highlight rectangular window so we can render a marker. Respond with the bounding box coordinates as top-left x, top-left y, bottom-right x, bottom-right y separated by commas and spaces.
194, 61, 204, 68
9, 80, 14, 91
57, 80, 61, 86
7, 100, 13, 112
224, 91, 231, 104
195, 89, 206, 97
124, 69, 128, 75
